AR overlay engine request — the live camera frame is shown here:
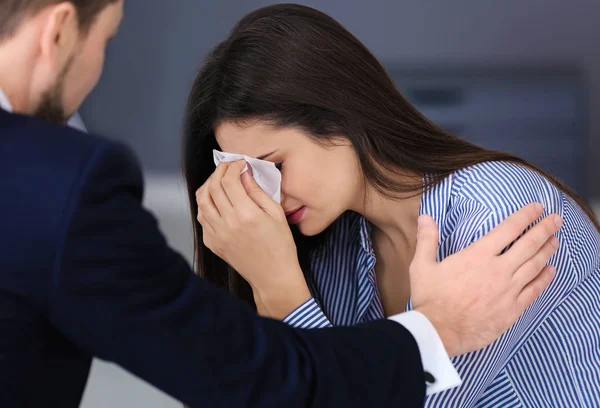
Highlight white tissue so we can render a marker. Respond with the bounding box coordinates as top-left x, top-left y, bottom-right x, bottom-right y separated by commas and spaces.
213, 150, 282, 203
